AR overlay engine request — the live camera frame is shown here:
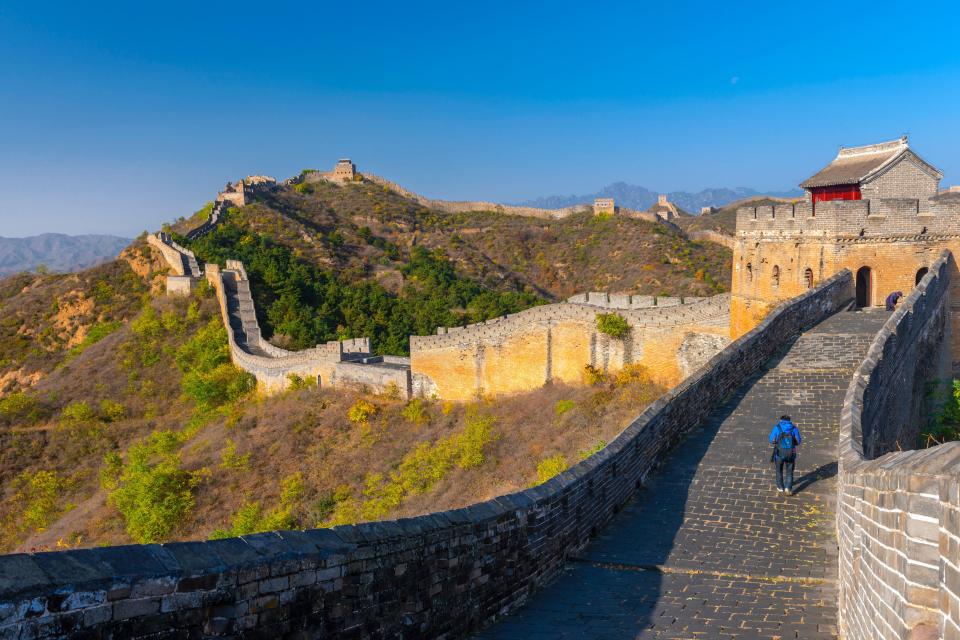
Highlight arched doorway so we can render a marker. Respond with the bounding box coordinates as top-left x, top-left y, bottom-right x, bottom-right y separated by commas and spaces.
804, 268, 814, 289
916, 267, 929, 285
856, 267, 872, 308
